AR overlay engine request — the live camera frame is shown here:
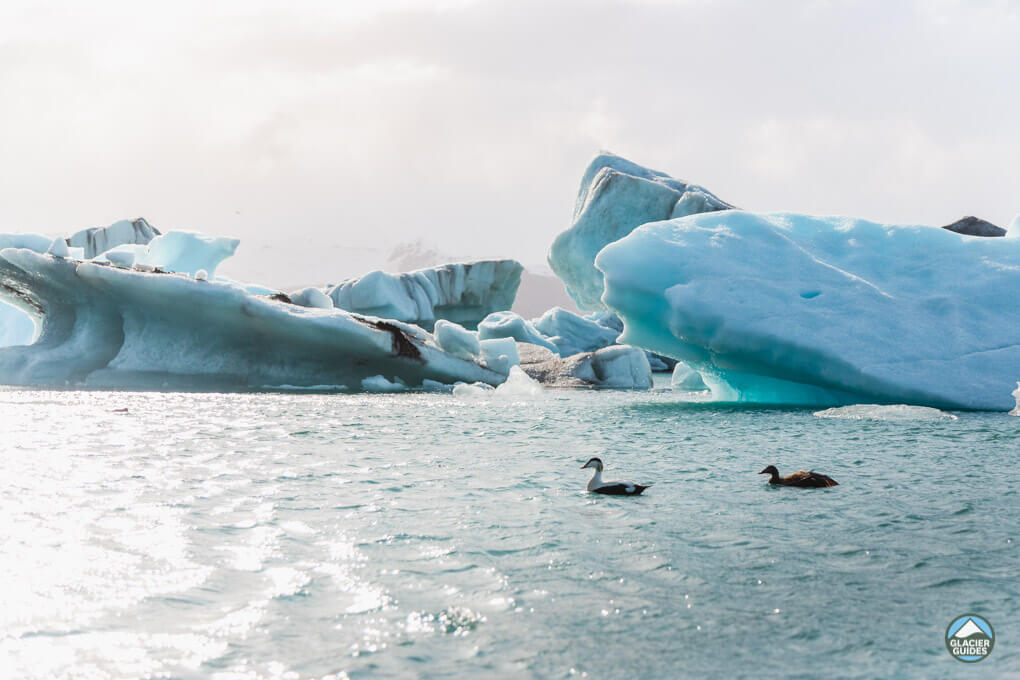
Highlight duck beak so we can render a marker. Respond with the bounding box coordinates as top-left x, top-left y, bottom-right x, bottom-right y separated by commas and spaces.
580, 463, 588, 469
758, 468, 768, 474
